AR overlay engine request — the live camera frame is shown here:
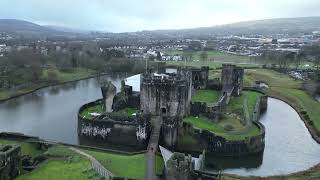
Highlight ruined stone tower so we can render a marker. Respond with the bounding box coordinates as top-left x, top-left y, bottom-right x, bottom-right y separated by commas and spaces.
221, 64, 244, 96
140, 68, 192, 117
